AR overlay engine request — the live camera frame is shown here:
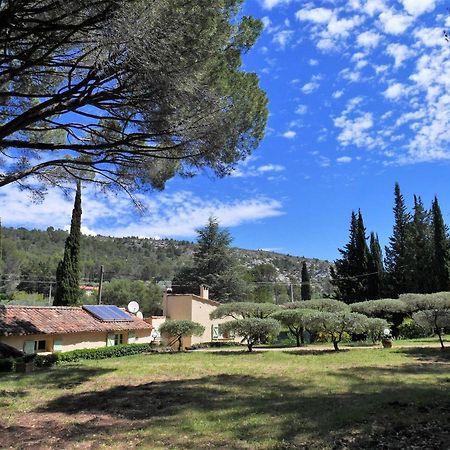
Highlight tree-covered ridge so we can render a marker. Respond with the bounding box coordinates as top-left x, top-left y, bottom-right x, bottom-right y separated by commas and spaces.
0, 225, 332, 298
